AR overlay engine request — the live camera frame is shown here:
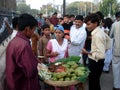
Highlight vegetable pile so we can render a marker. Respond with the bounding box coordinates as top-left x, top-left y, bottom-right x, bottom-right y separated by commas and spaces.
38, 56, 89, 83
